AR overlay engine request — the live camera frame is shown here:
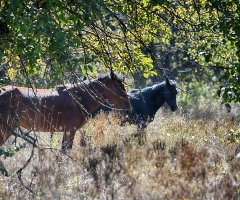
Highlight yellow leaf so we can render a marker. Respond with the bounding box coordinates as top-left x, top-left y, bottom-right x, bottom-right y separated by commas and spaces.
143, 73, 149, 78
